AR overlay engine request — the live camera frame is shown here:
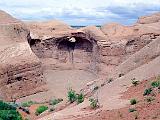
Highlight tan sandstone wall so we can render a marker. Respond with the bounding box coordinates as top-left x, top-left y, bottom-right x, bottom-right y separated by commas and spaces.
0, 10, 45, 101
